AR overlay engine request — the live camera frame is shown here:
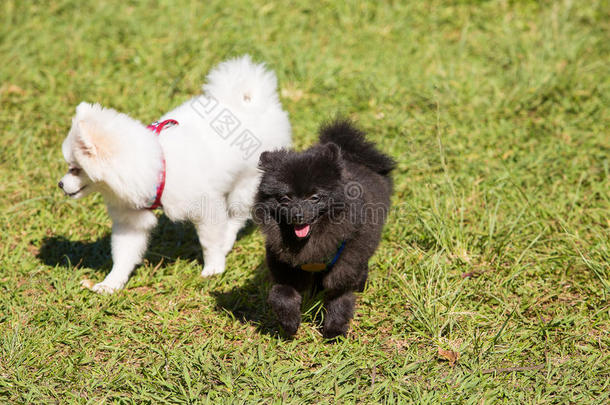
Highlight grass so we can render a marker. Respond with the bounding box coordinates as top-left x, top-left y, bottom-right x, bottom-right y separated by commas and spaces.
1, 0, 608, 402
